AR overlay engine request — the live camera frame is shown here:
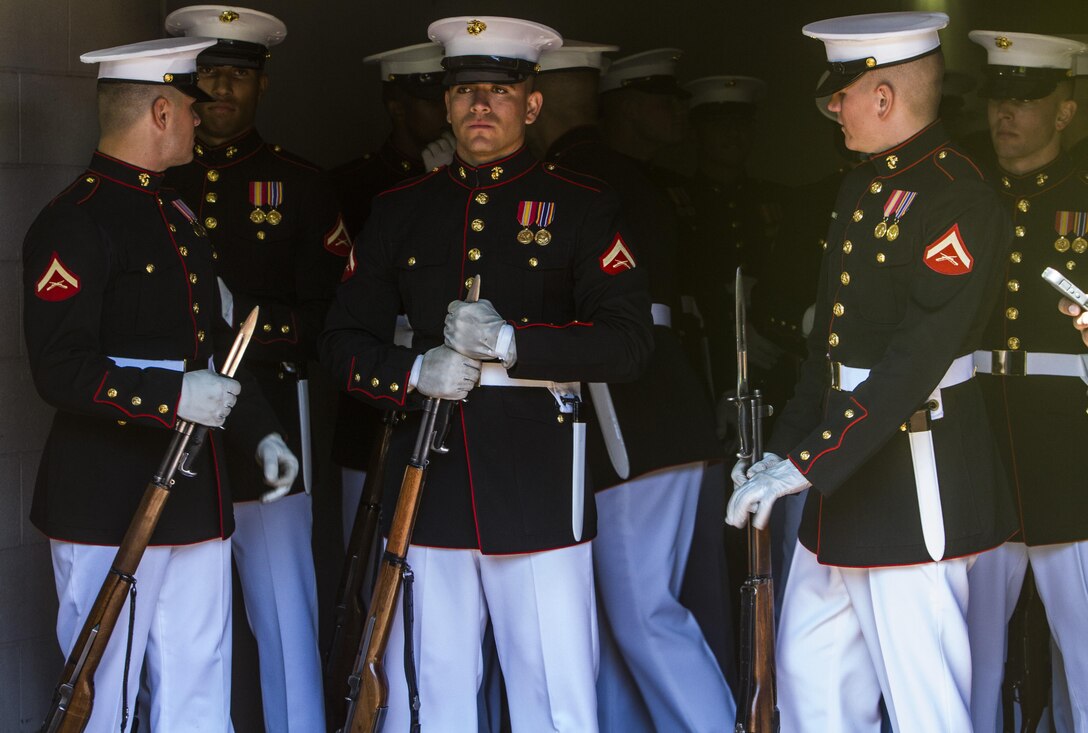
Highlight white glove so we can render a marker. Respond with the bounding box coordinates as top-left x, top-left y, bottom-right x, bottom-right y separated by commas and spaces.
421, 131, 456, 171
217, 276, 234, 326
726, 456, 811, 530
416, 345, 481, 400
256, 433, 299, 503
177, 369, 240, 427
444, 299, 515, 366
730, 452, 783, 489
